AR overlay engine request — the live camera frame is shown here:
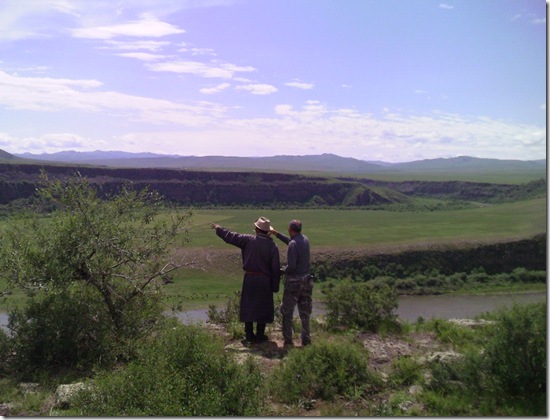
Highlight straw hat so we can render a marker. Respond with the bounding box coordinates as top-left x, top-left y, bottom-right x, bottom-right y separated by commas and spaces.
254, 216, 271, 232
